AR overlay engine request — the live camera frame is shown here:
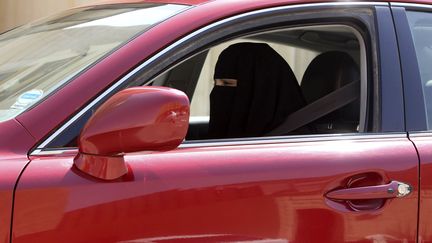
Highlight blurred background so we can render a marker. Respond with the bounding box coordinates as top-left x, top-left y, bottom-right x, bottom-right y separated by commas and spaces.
0, 0, 103, 33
